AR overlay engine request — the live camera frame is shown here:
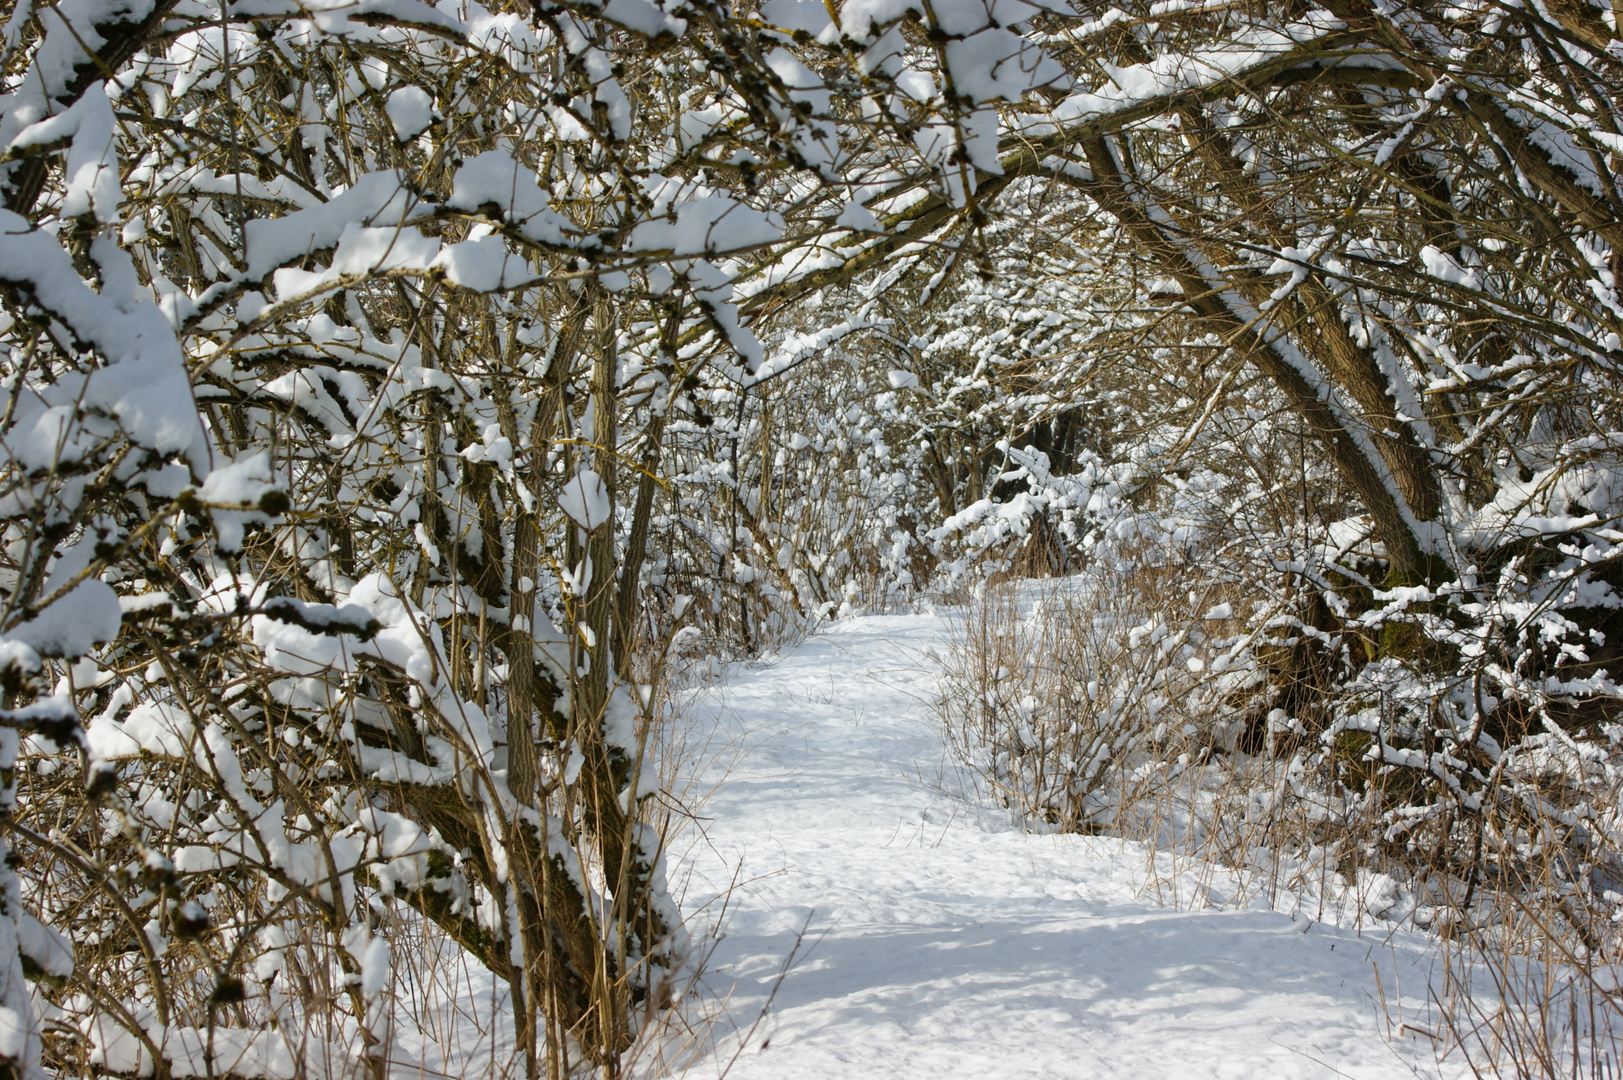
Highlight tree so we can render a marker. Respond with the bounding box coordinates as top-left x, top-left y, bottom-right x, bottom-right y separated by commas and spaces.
5, 0, 1623, 1073
0, 0, 921, 1072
